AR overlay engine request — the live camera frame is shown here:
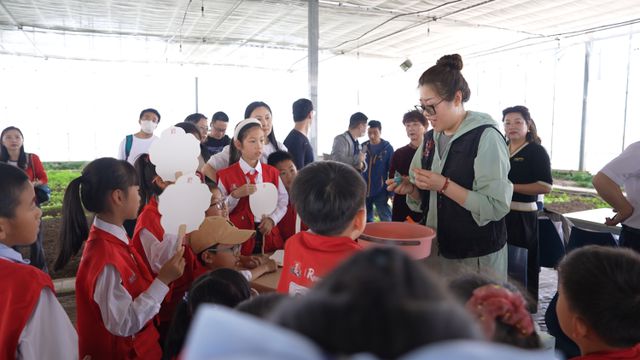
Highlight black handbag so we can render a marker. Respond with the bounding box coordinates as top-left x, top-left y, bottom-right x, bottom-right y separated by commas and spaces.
30, 154, 50, 204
